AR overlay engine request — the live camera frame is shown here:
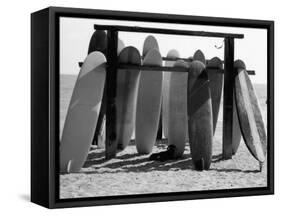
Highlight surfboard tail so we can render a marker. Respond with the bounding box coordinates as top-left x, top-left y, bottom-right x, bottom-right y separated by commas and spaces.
194, 158, 204, 171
